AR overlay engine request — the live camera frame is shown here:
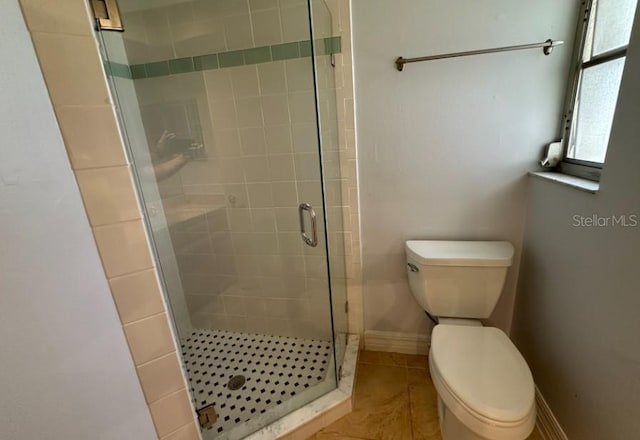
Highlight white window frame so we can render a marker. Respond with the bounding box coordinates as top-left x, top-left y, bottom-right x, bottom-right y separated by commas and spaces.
558, 0, 632, 181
